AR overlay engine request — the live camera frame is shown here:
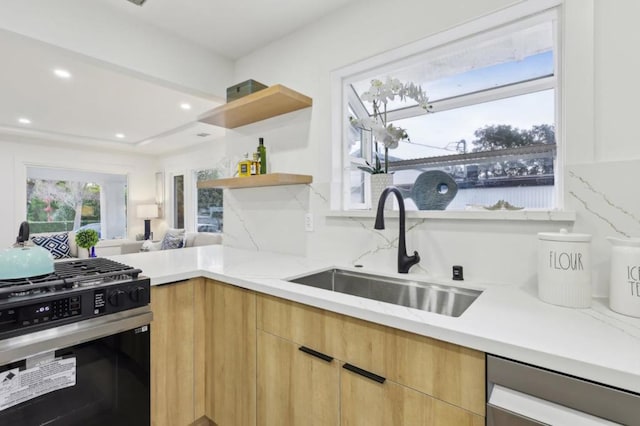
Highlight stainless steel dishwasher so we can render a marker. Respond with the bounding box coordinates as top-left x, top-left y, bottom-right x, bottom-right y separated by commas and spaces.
487, 355, 640, 425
